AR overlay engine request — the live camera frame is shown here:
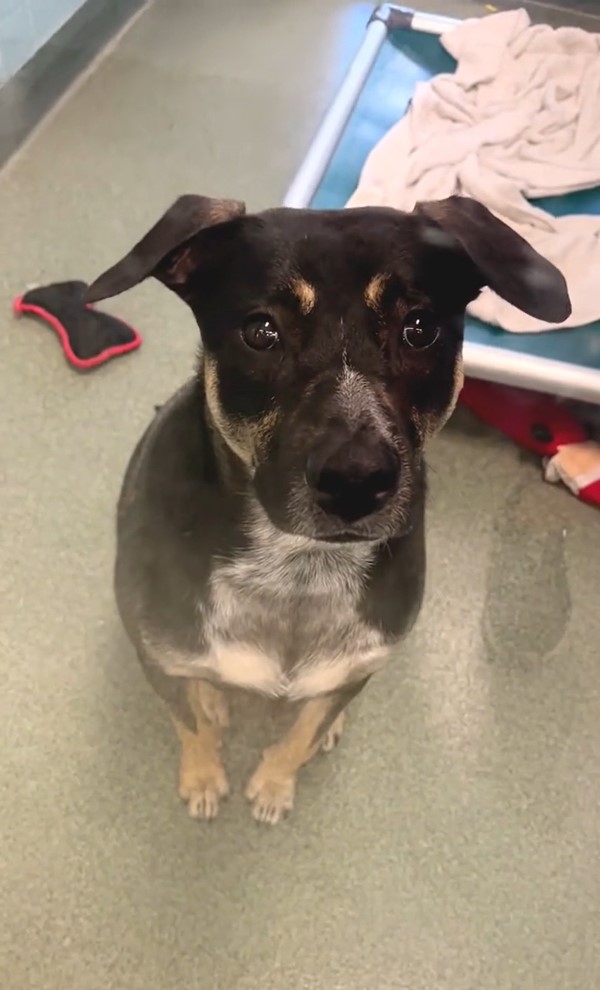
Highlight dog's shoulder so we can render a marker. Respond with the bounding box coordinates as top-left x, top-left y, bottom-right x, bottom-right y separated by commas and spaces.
114, 379, 243, 650
118, 379, 210, 513
118, 378, 245, 540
